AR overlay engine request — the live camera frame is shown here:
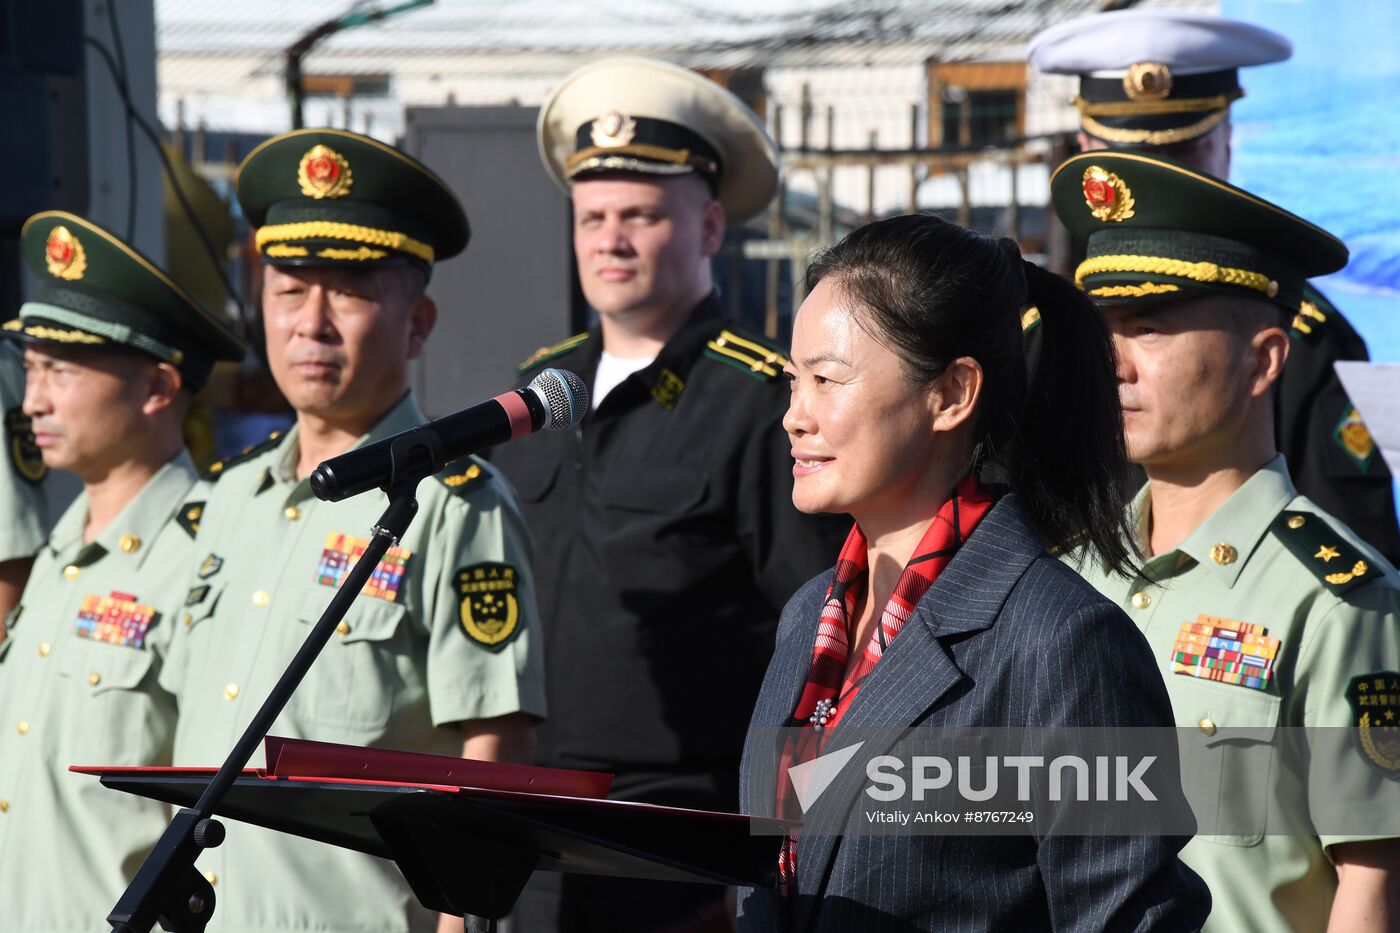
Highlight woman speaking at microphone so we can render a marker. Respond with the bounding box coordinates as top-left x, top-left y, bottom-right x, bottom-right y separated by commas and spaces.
737, 214, 1208, 931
